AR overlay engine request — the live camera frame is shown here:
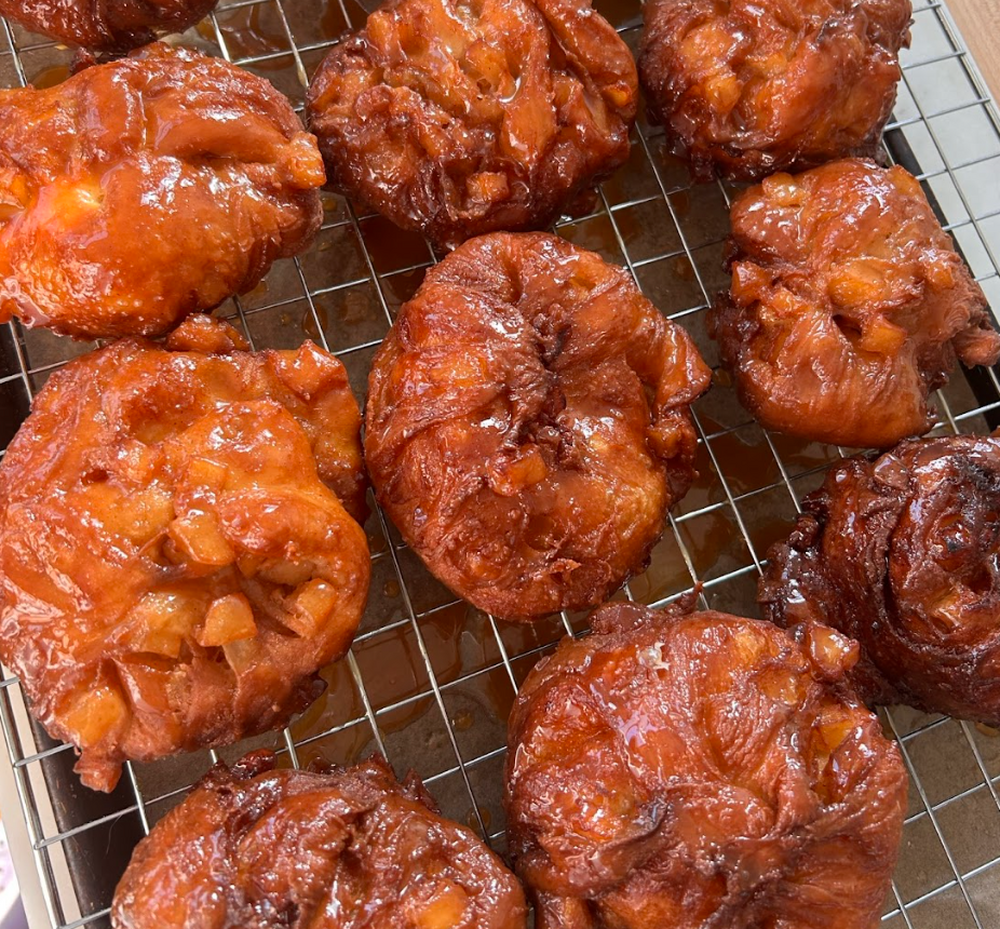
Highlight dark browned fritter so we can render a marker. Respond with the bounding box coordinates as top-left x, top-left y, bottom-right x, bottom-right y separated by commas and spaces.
710, 159, 1000, 448
761, 432, 1000, 726
0, 316, 369, 792
0, 0, 217, 51
306, 0, 638, 250
639, 0, 912, 181
505, 601, 908, 929
0, 43, 324, 340
111, 750, 528, 929
365, 232, 711, 622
